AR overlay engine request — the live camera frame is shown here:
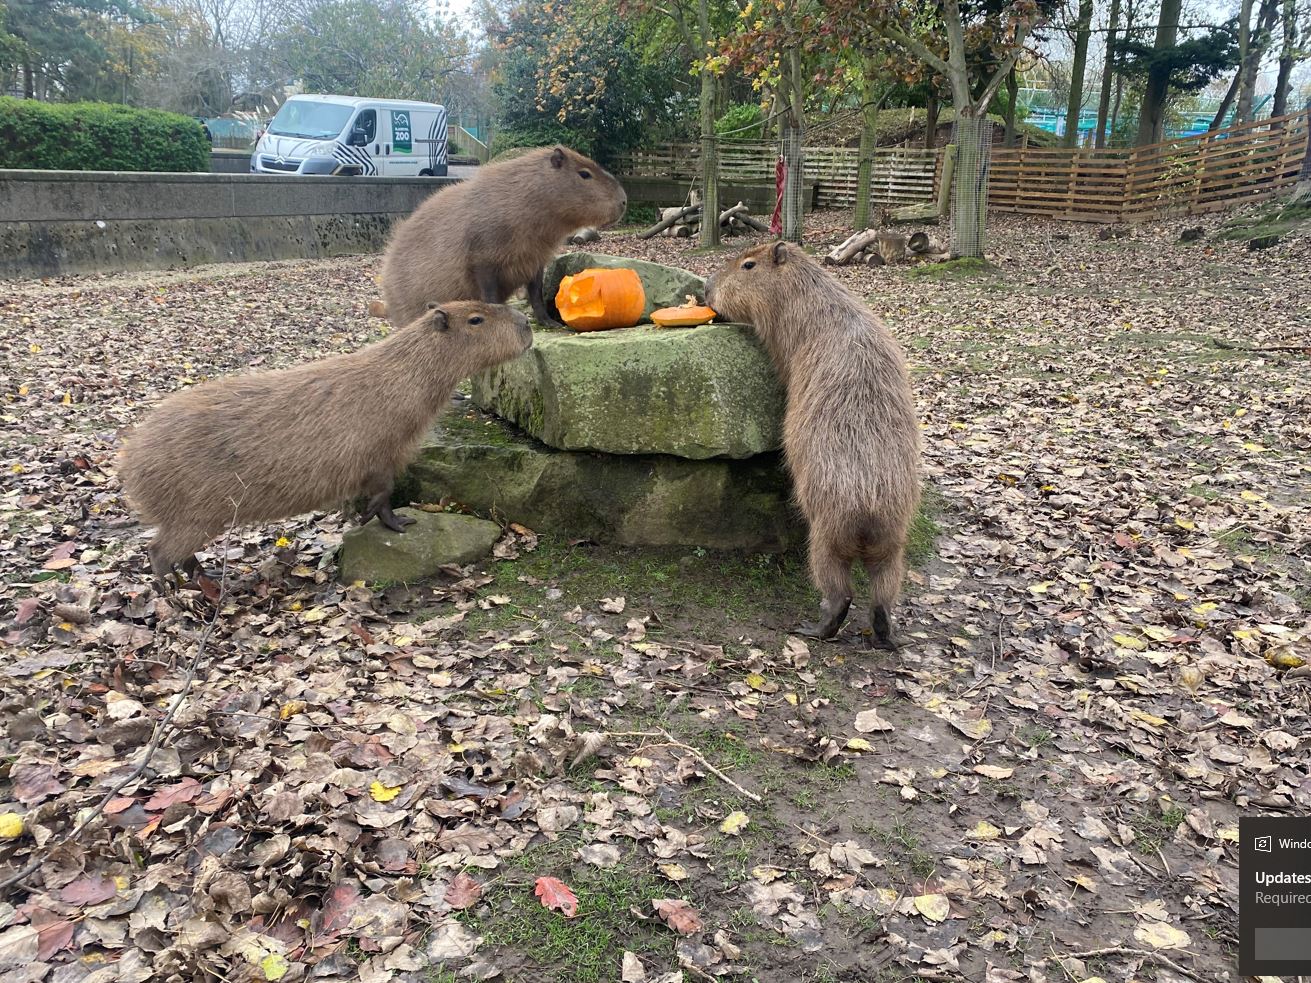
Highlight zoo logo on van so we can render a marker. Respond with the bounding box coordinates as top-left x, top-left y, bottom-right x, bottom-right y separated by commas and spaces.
391, 111, 412, 154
